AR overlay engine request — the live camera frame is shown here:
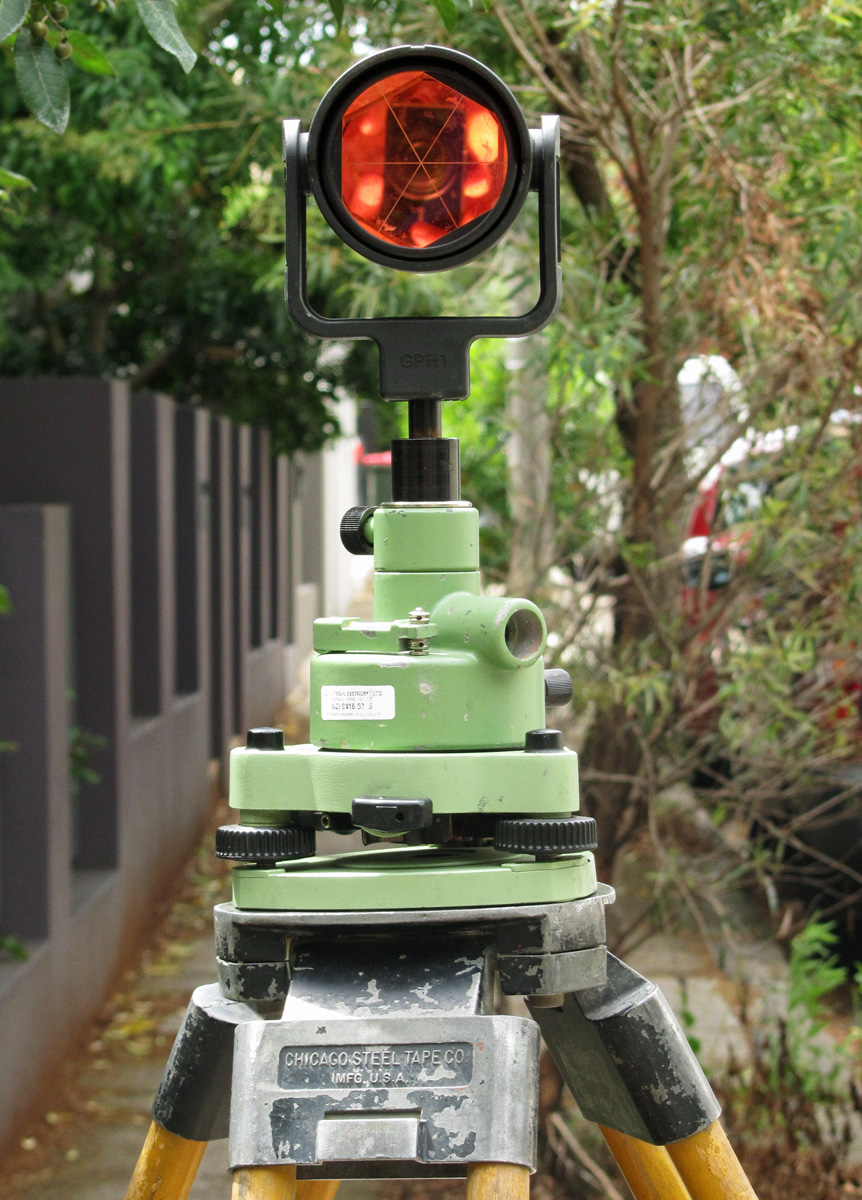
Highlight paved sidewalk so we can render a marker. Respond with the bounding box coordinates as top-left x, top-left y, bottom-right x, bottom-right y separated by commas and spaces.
0, 803, 788, 1200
